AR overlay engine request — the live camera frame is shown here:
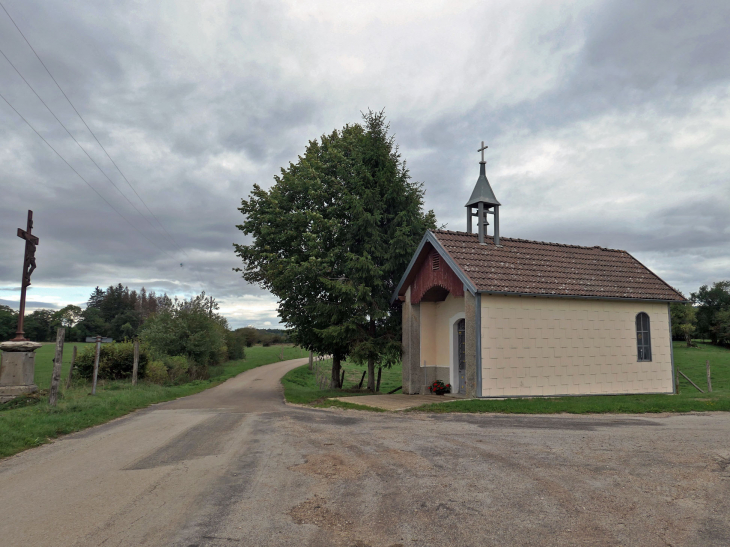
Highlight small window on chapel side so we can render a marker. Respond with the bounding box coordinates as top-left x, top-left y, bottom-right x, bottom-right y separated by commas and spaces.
636, 312, 651, 361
